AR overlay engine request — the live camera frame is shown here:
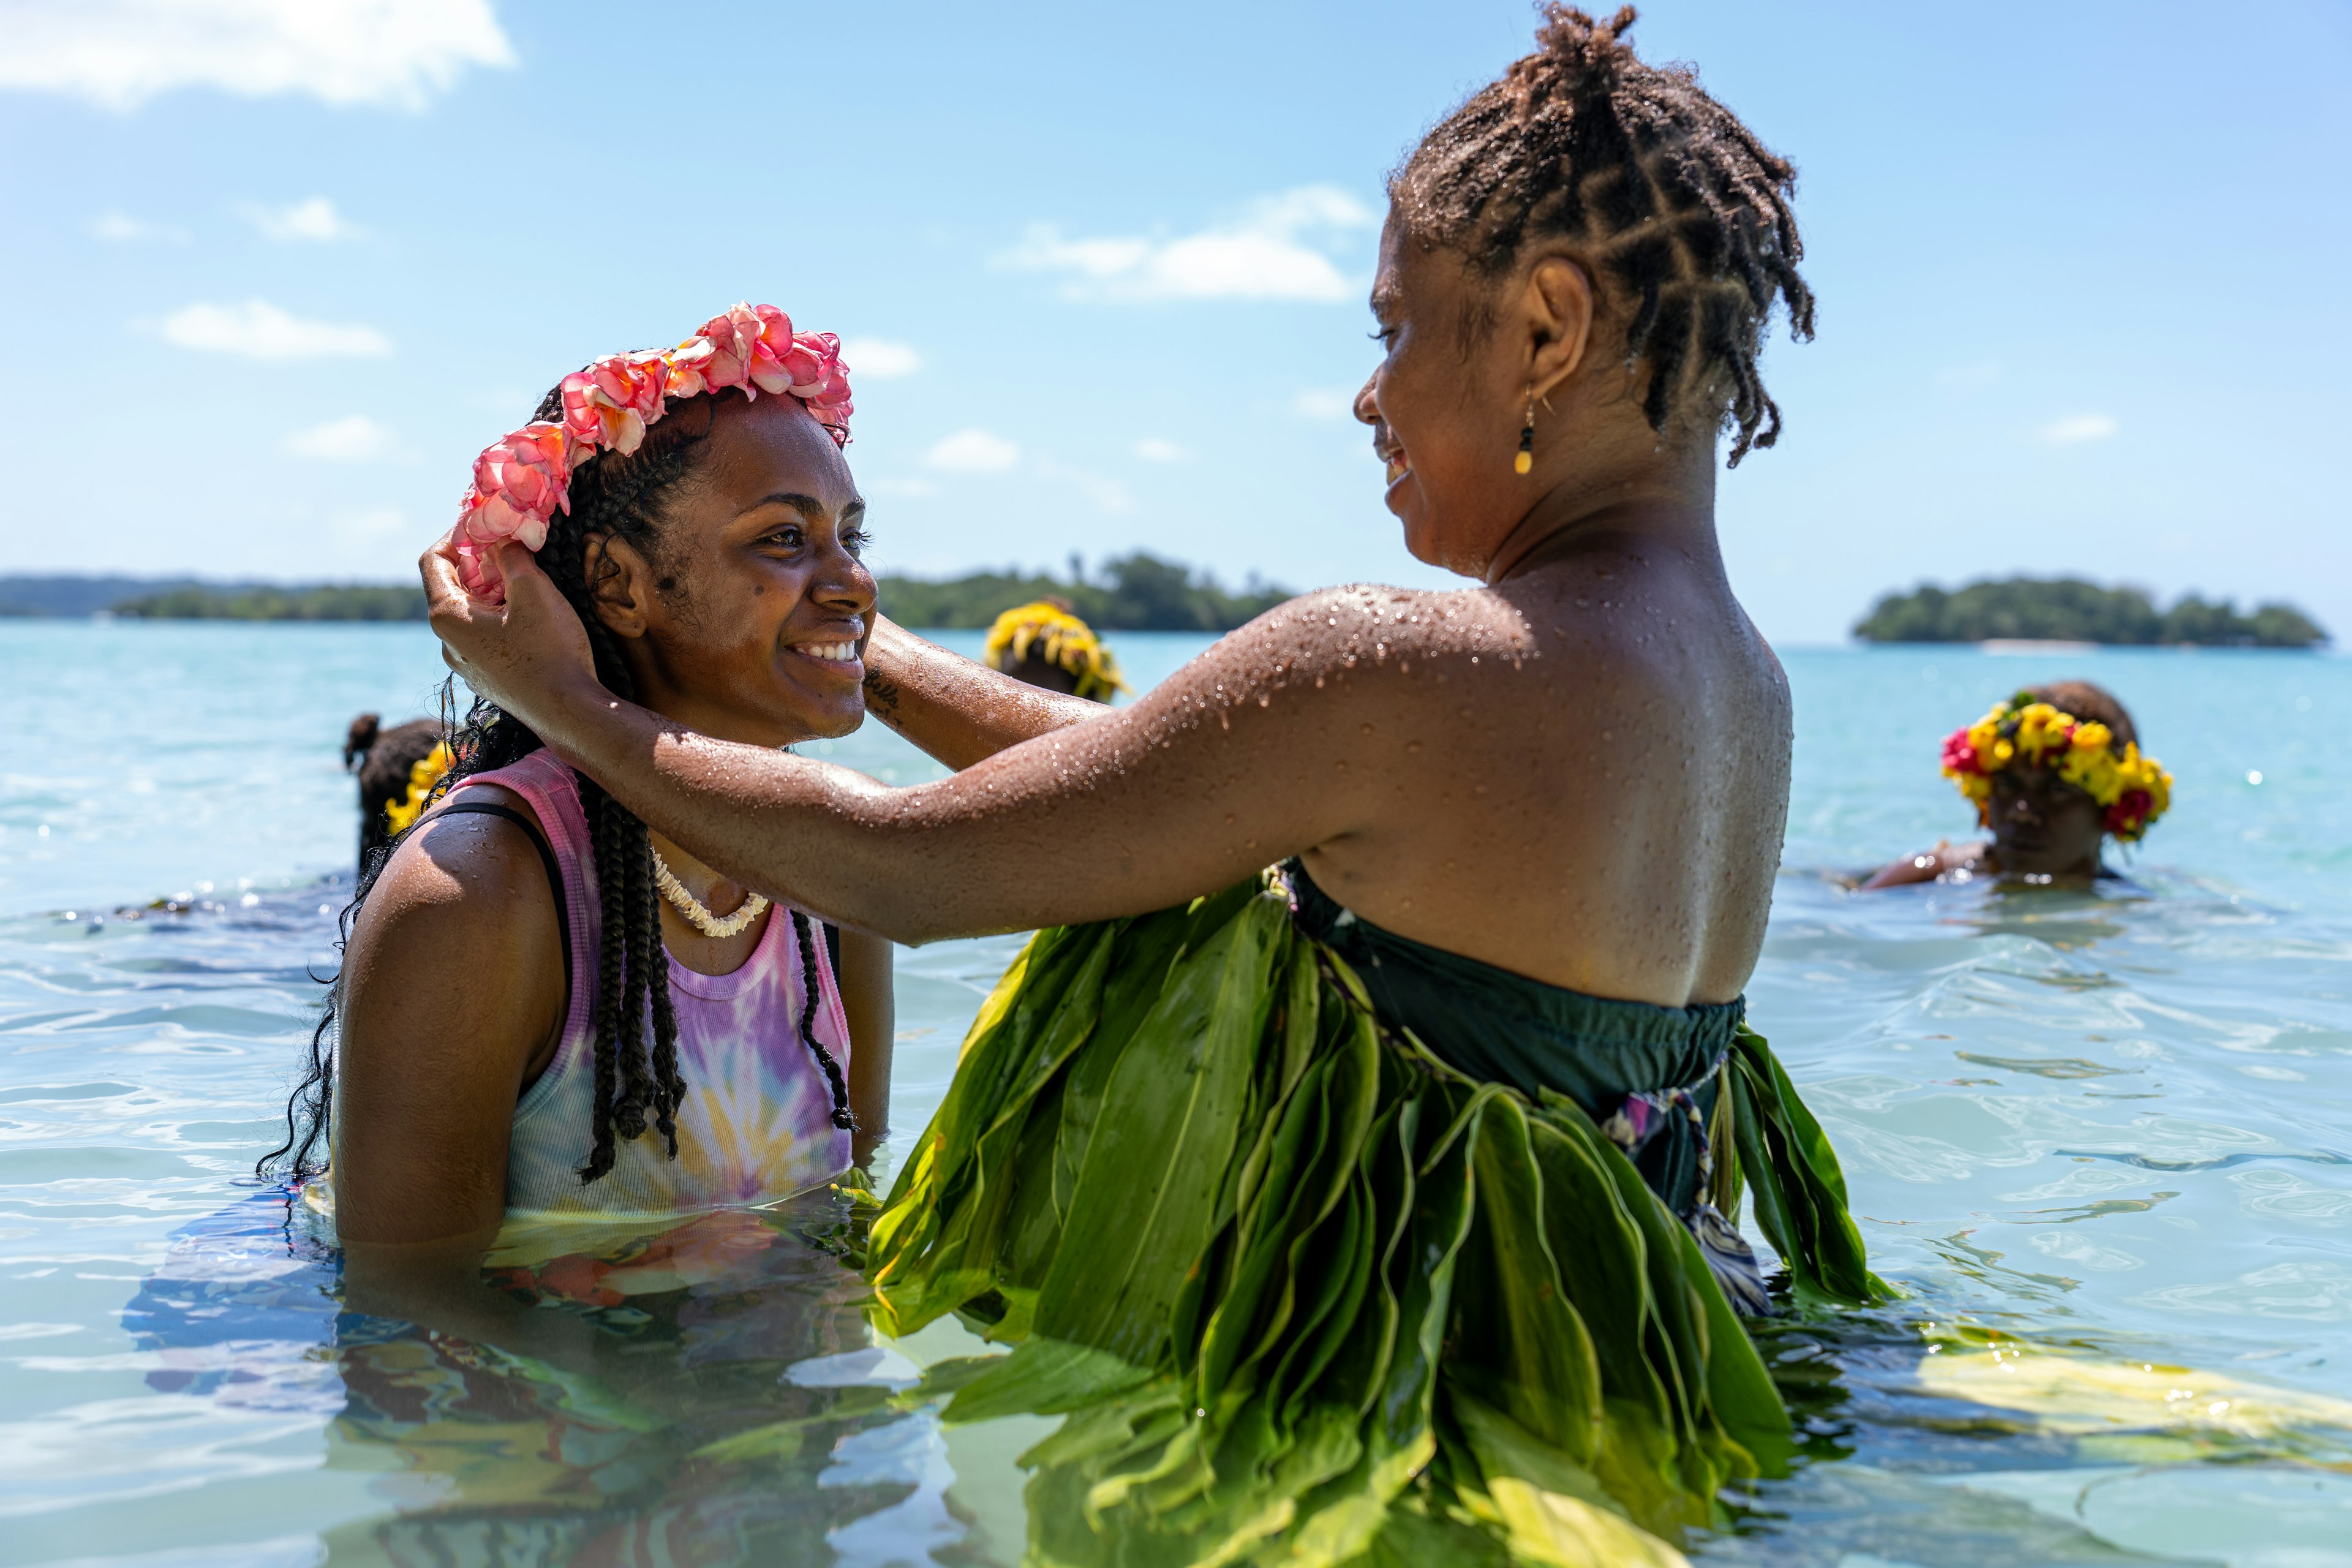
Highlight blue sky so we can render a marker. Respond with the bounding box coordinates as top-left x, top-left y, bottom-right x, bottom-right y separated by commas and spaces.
1, 0, 2344, 644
